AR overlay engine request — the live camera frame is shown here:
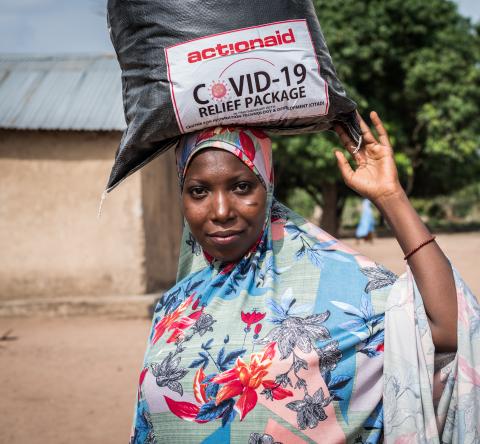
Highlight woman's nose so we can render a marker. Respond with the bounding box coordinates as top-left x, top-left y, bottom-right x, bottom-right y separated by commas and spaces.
211, 191, 235, 223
